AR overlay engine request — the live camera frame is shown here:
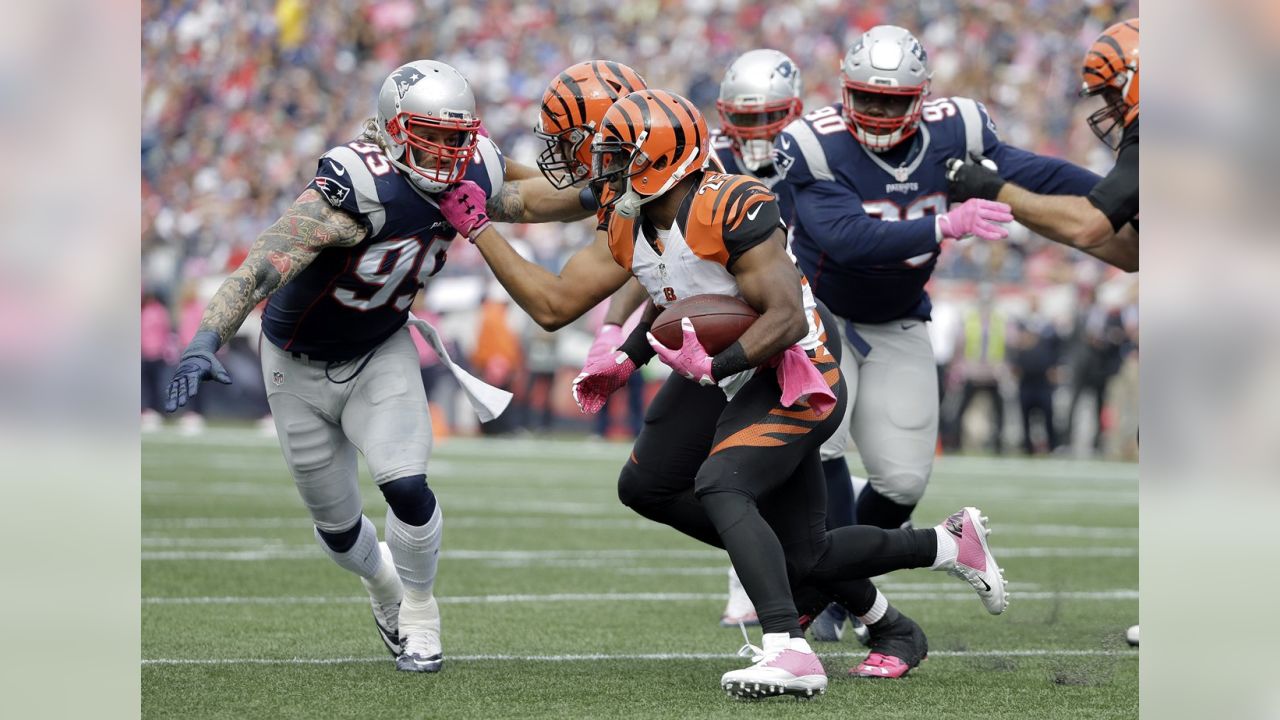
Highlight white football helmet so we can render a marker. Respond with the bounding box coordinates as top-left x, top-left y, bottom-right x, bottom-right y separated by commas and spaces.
716, 49, 803, 172
375, 60, 481, 193
840, 26, 932, 152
